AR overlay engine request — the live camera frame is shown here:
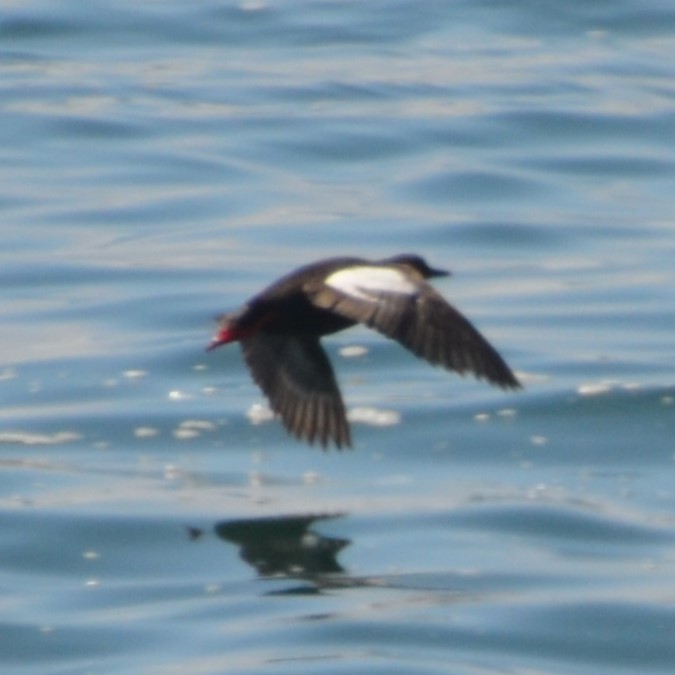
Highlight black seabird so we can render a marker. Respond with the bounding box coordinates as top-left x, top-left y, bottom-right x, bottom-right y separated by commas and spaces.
208, 254, 520, 448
